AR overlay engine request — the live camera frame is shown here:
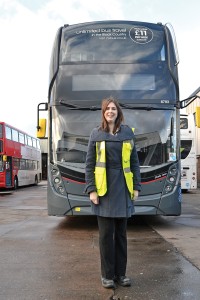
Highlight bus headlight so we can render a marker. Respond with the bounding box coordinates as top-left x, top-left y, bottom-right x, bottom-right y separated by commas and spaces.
165, 185, 173, 193
50, 164, 66, 195
163, 163, 179, 195
57, 186, 65, 194
54, 177, 60, 184
51, 168, 59, 176
168, 176, 175, 183
169, 168, 177, 176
